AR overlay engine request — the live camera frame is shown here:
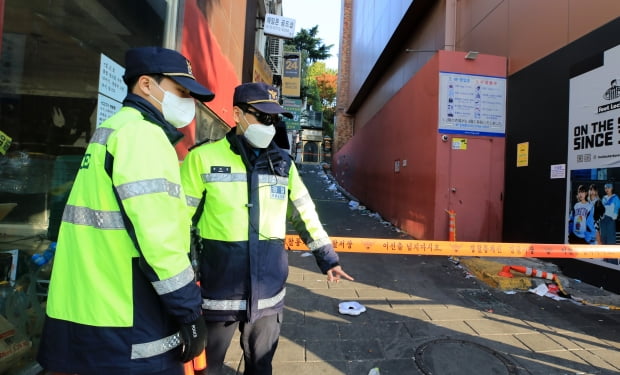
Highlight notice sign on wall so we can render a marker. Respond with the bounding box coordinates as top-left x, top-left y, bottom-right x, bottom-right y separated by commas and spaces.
517, 142, 529, 167
550, 164, 565, 179
438, 72, 506, 137
99, 54, 126, 103
96, 94, 123, 126
451, 138, 467, 150
97, 54, 127, 126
